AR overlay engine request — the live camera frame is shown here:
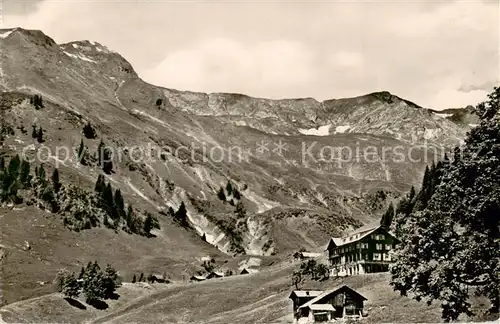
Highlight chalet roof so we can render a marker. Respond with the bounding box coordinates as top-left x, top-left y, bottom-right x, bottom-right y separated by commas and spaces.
351, 222, 380, 235
240, 268, 259, 274
299, 285, 367, 309
190, 275, 206, 280
308, 304, 335, 311
289, 290, 324, 299
208, 271, 224, 277
328, 223, 398, 248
